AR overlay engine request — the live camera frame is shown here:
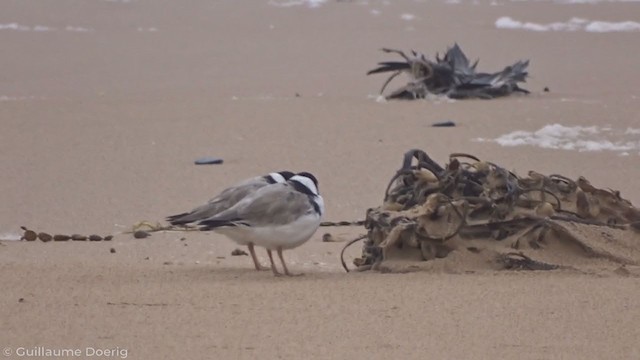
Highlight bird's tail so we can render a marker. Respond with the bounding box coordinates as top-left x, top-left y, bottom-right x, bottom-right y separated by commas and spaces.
166, 212, 191, 225
198, 218, 246, 231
